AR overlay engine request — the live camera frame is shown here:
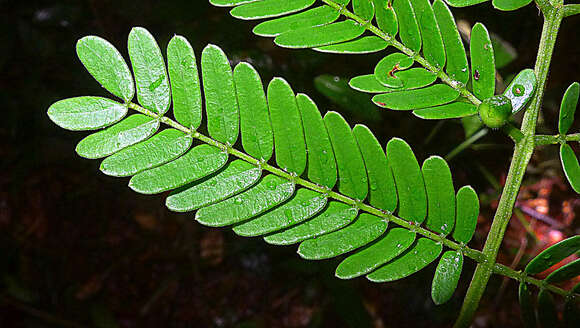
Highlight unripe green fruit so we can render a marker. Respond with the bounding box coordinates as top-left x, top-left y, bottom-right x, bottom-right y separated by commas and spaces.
478, 95, 513, 128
